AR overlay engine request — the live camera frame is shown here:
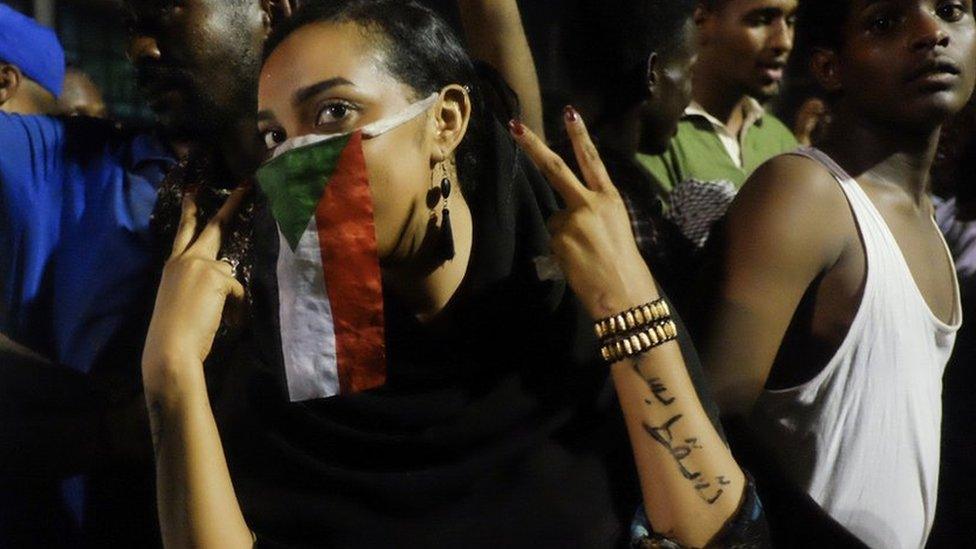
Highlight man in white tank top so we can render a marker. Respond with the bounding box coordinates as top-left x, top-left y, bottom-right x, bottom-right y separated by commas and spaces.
696, 1, 975, 547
